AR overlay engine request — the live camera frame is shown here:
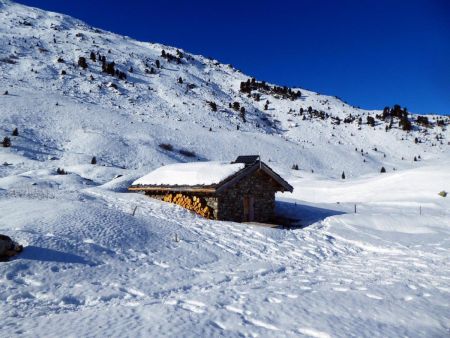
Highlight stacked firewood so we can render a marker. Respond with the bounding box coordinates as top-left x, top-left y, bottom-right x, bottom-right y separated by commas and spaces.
163, 193, 212, 219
